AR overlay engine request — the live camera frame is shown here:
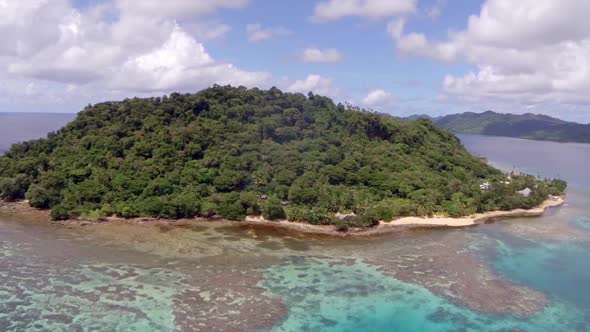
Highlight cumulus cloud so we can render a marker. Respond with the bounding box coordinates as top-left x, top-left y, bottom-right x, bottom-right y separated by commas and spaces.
362, 89, 393, 107
0, 0, 71, 57
246, 23, 291, 43
390, 0, 590, 109
312, 0, 416, 21
285, 74, 341, 97
0, 0, 270, 106
301, 48, 343, 63
113, 27, 270, 92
